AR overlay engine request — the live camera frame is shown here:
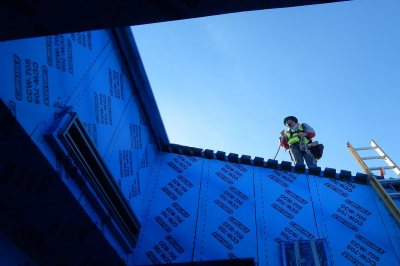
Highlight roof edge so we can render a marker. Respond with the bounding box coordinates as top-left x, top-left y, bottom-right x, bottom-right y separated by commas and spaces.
163, 143, 371, 185
112, 27, 169, 149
